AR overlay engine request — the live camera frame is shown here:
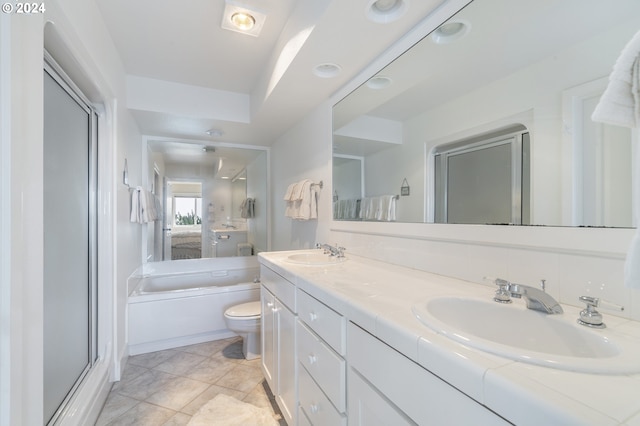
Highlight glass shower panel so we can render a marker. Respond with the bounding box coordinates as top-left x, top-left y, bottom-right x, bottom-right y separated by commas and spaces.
43, 68, 92, 424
